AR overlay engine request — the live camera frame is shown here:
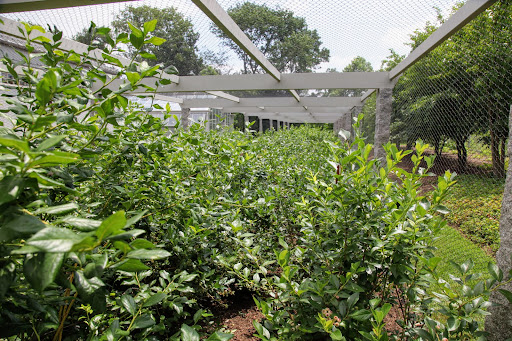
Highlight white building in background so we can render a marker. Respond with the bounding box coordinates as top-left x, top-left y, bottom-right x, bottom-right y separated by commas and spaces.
128, 94, 235, 132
